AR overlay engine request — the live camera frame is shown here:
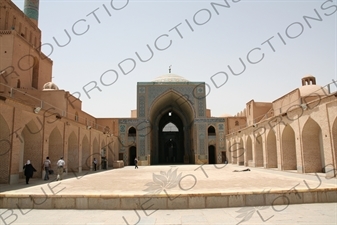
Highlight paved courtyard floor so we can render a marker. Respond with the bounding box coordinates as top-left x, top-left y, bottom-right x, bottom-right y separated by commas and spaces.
0, 164, 336, 224
1, 164, 336, 195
